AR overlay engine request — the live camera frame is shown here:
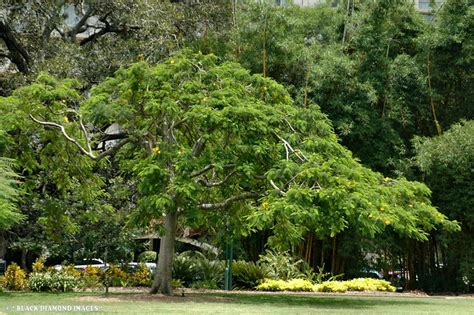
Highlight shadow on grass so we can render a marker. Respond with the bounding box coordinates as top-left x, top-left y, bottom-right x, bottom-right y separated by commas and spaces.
200, 293, 432, 310
0, 291, 436, 312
